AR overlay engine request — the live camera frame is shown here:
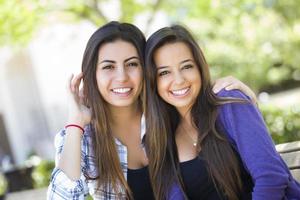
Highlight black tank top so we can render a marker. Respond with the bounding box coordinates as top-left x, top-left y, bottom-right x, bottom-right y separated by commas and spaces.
179, 154, 253, 200
127, 154, 253, 200
127, 166, 154, 200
